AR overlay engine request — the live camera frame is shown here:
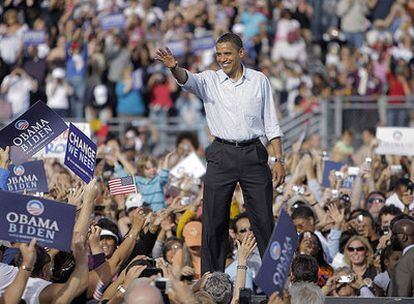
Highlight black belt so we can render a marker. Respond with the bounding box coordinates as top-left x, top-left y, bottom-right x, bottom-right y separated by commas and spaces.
215, 137, 260, 147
